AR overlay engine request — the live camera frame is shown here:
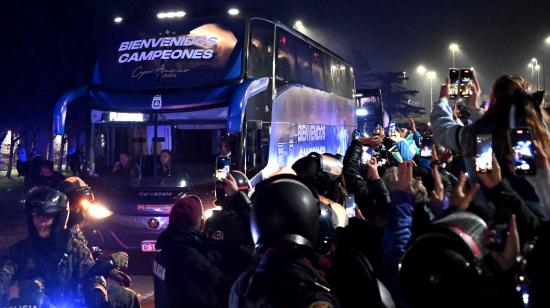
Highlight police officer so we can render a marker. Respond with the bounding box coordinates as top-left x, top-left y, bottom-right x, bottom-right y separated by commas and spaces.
230, 175, 340, 308
205, 171, 253, 247
56, 177, 140, 307
154, 195, 231, 308
0, 187, 108, 307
